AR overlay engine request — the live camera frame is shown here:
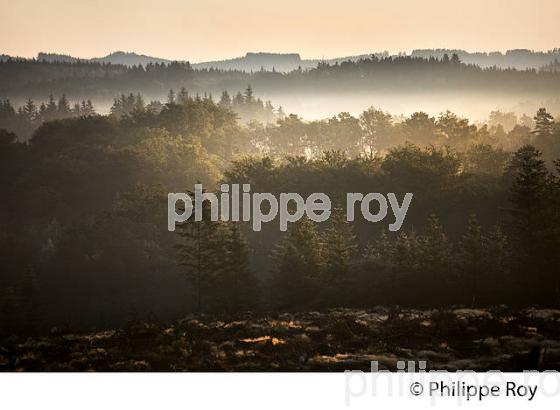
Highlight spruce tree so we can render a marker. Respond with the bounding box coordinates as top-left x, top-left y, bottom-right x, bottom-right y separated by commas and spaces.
321, 209, 357, 306
506, 145, 555, 302
167, 89, 176, 105
418, 214, 452, 304
219, 91, 232, 108
458, 214, 485, 306
272, 217, 323, 309
219, 224, 258, 311
532, 108, 554, 137
22, 99, 37, 122
175, 197, 222, 312
177, 87, 189, 104
57, 94, 71, 115
19, 267, 41, 335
